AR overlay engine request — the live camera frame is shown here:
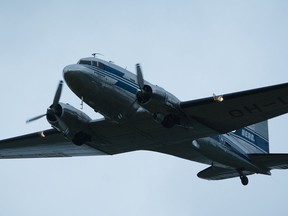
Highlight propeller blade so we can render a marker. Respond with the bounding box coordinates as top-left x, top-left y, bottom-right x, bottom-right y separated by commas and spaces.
136, 64, 144, 90
52, 80, 63, 109
55, 115, 68, 134
26, 113, 46, 124
26, 81, 64, 124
